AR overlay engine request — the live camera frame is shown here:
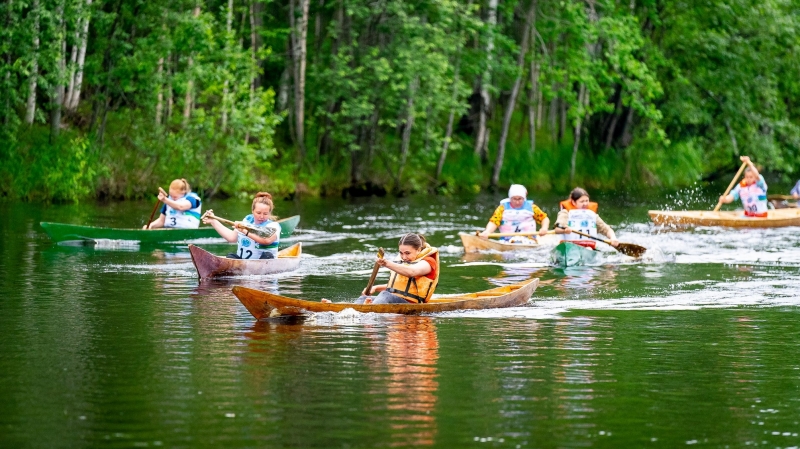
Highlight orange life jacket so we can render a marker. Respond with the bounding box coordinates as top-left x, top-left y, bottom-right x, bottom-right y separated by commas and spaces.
386, 246, 440, 304
559, 199, 598, 212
